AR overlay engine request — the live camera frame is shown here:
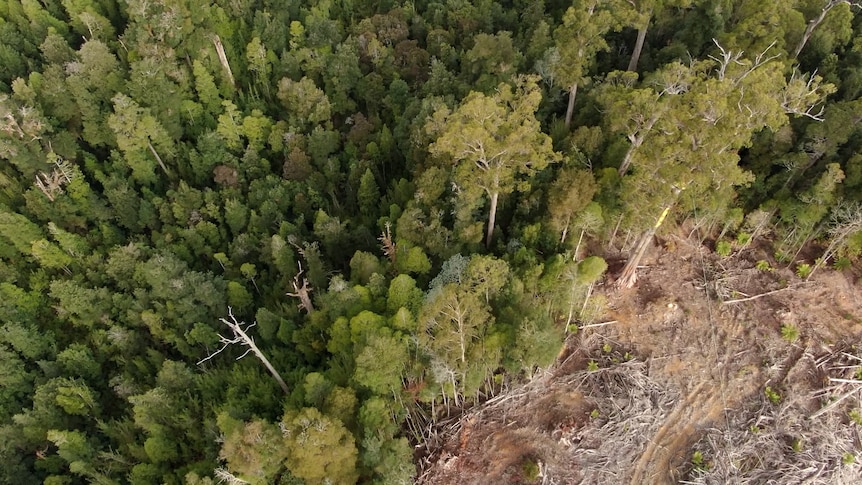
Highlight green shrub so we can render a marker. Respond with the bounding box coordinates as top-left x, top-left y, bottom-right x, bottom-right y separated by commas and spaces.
765, 386, 781, 404
691, 450, 707, 470
716, 240, 732, 257
522, 459, 540, 482
755, 260, 773, 271
795, 263, 812, 279
834, 257, 851, 270
780, 323, 799, 342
